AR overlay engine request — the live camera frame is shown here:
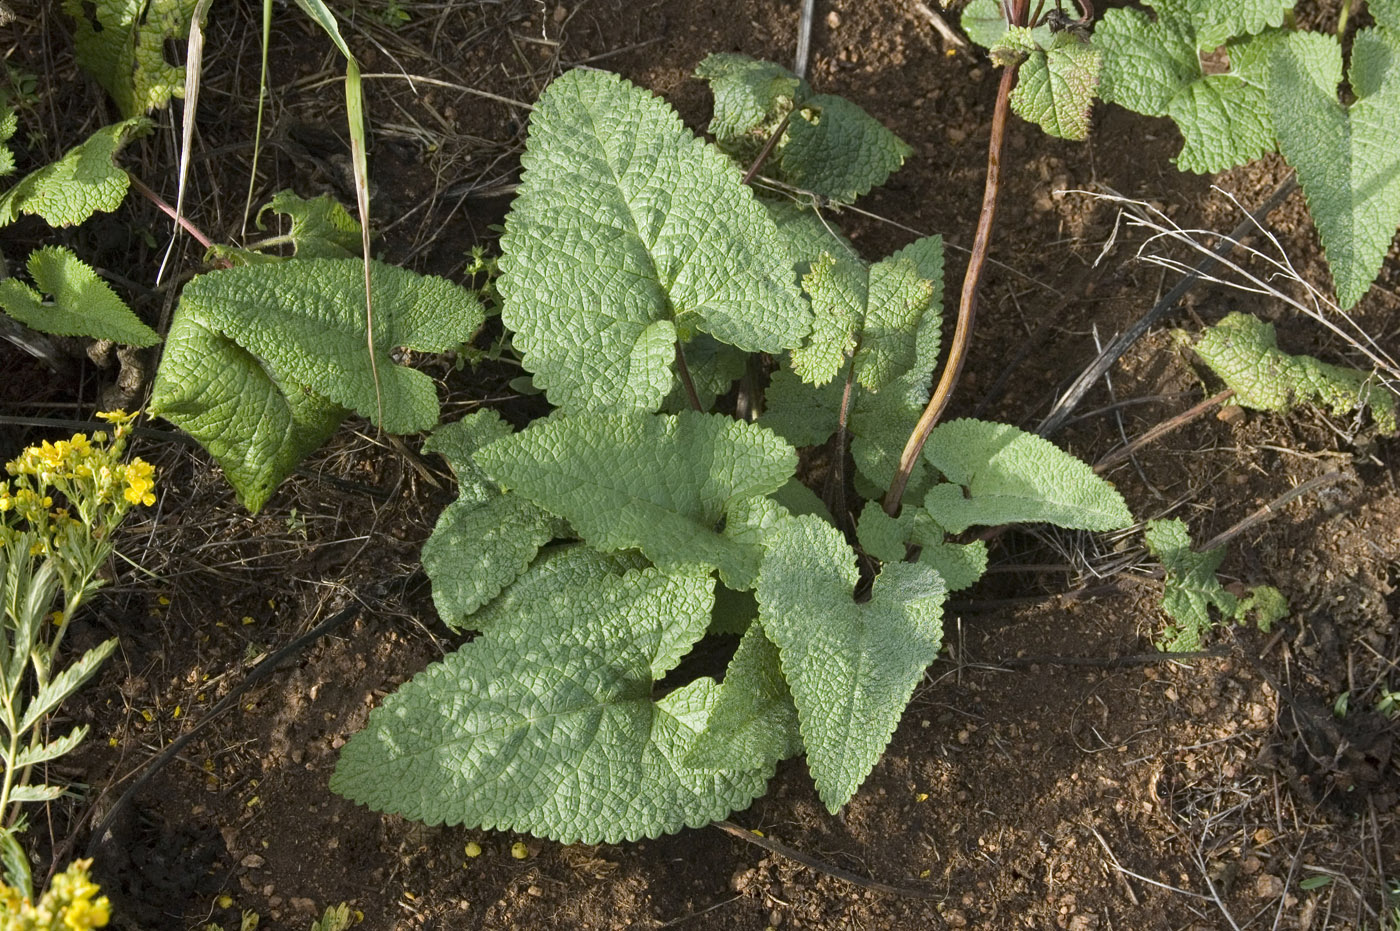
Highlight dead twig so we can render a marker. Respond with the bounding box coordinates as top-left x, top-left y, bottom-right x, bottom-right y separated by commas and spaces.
712, 820, 937, 899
